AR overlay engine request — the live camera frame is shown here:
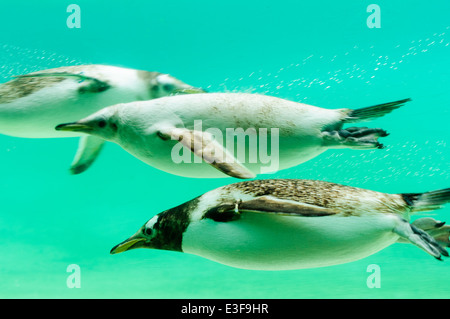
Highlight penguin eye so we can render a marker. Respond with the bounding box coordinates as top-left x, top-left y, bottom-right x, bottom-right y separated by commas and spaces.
162, 83, 174, 91
145, 228, 153, 236
98, 120, 107, 128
